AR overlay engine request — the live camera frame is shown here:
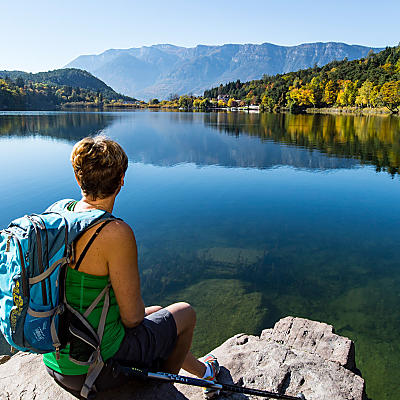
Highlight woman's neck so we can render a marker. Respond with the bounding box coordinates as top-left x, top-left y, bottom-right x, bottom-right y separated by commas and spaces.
76, 195, 116, 213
